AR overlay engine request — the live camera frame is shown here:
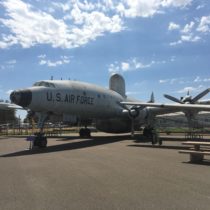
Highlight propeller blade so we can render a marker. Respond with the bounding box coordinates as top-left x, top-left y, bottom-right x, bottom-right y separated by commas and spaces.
191, 88, 210, 103
164, 94, 184, 104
